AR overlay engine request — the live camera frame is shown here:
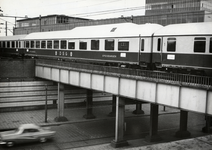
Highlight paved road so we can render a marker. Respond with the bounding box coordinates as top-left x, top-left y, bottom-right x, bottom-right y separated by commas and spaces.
0, 110, 208, 150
